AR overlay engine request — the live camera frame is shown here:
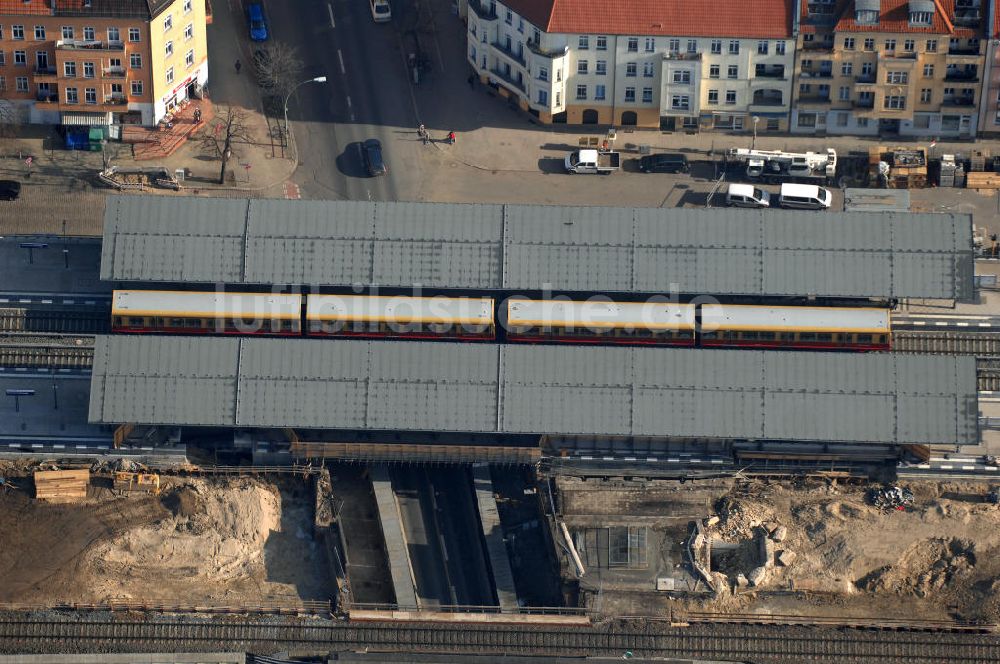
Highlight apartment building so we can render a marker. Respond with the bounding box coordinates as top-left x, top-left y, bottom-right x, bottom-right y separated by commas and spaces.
977, 1, 1000, 134
792, 0, 987, 138
466, 0, 796, 131
0, 0, 208, 130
